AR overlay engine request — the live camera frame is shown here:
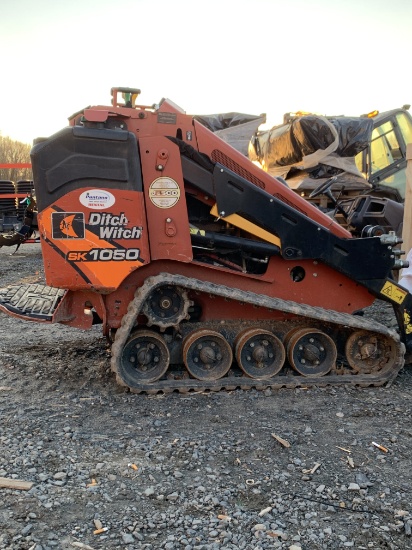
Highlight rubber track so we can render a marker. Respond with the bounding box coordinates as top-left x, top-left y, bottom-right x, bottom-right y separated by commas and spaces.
111, 273, 405, 393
